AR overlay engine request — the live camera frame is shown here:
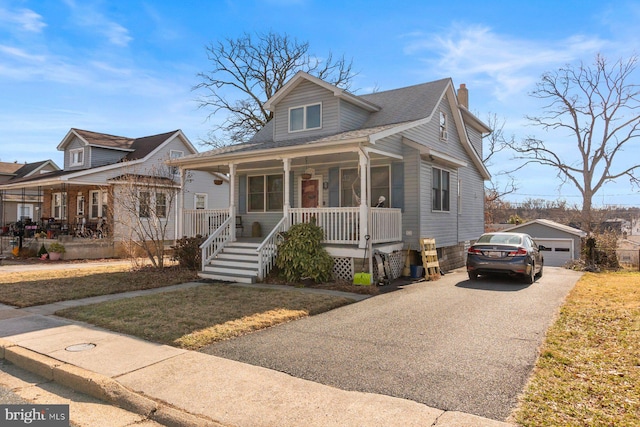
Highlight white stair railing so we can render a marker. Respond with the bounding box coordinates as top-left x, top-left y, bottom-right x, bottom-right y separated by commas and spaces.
256, 216, 288, 280
199, 216, 232, 271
